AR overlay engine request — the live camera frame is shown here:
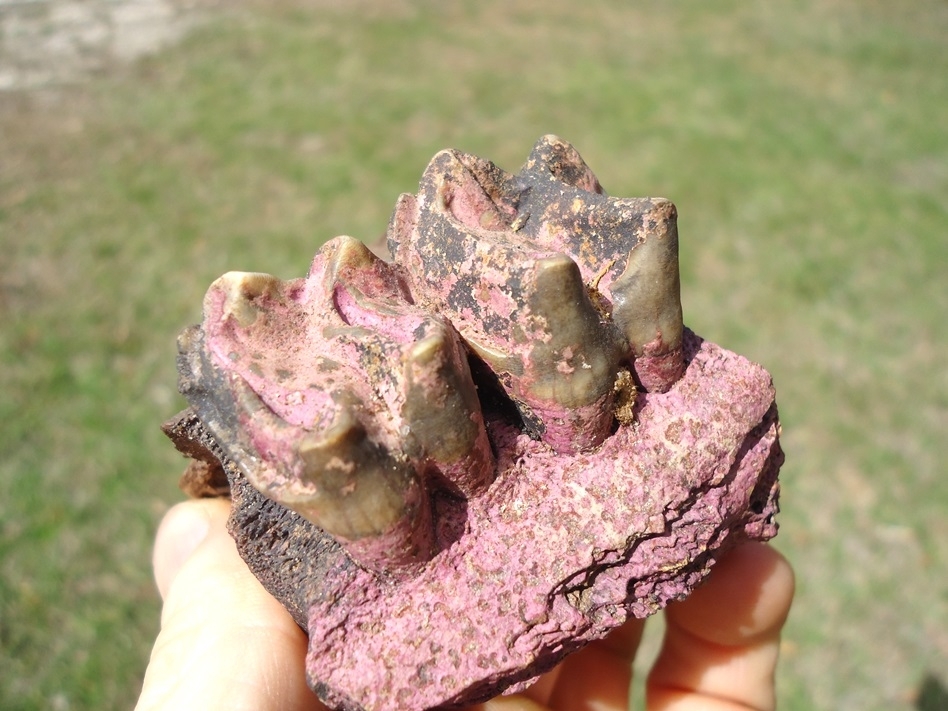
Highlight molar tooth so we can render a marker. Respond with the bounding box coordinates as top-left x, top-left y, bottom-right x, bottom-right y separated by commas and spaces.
403, 327, 494, 497
609, 199, 684, 392
209, 271, 282, 328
